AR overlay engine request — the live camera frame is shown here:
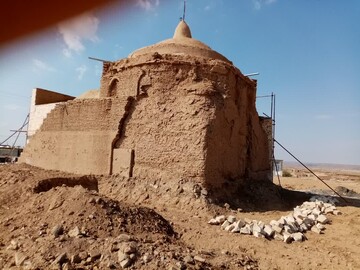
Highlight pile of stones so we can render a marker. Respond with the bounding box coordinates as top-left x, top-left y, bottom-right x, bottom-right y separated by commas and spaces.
208, 196, 342, 244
